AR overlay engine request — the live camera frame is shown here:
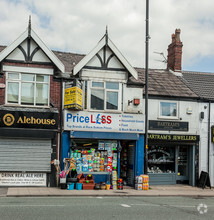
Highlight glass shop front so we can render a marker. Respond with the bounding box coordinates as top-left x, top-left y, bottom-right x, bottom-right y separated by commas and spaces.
148, 134, 199, 186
